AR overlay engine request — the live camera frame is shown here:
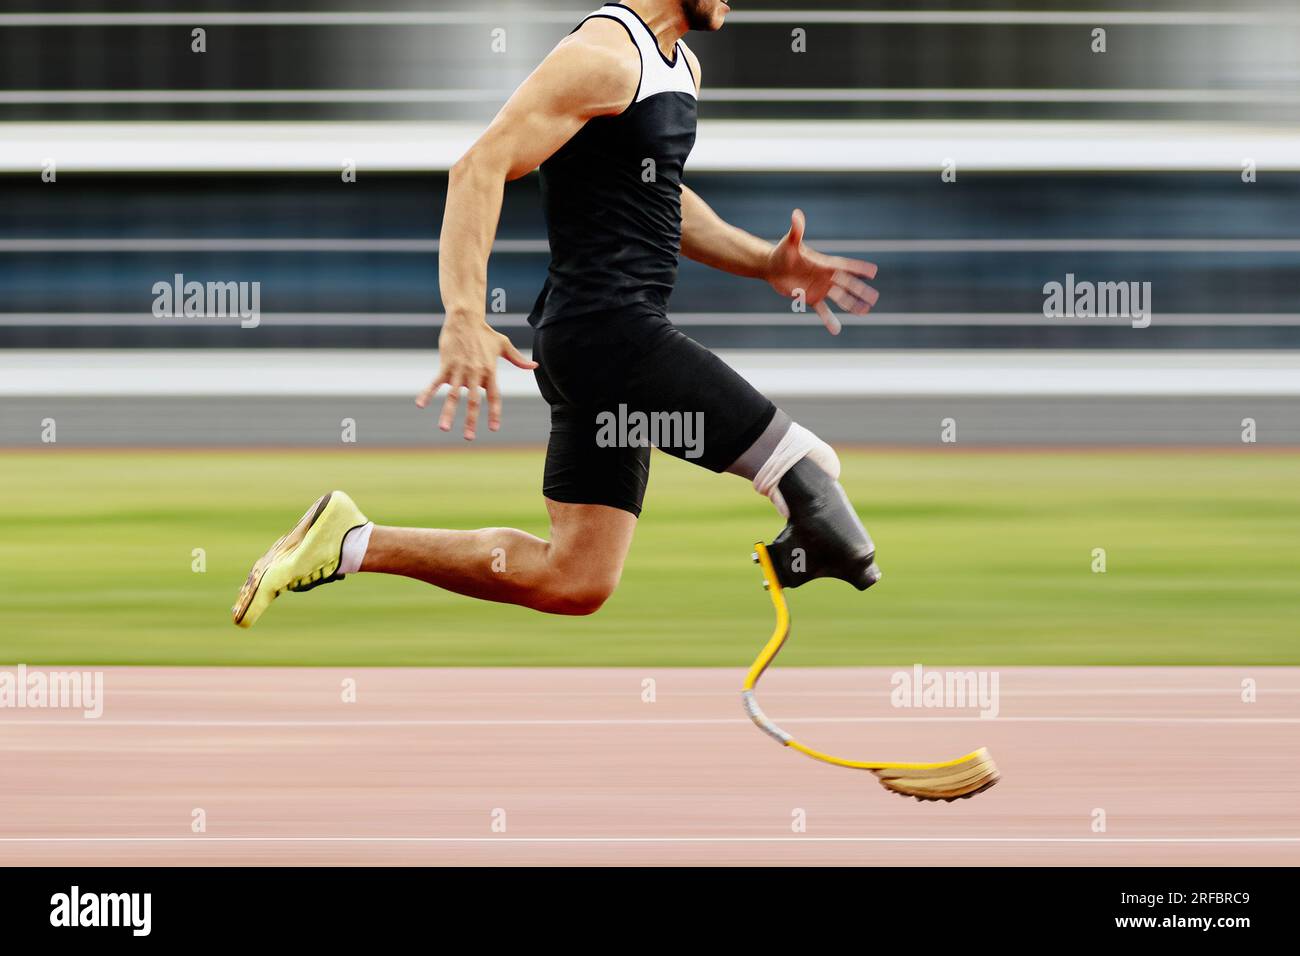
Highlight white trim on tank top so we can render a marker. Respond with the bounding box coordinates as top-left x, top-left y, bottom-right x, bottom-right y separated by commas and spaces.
586, 3, 697, 103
